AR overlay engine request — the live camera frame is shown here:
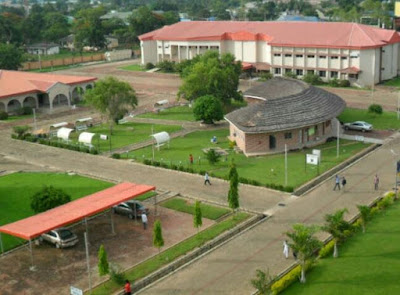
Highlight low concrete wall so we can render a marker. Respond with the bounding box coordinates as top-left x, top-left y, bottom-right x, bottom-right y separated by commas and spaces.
105, 49, 132, 62
21, 54, 105, 70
